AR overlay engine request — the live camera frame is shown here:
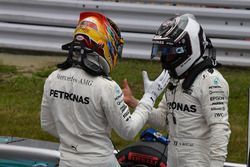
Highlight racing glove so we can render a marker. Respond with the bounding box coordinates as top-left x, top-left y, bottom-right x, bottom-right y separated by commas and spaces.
139, 70, 170, 110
